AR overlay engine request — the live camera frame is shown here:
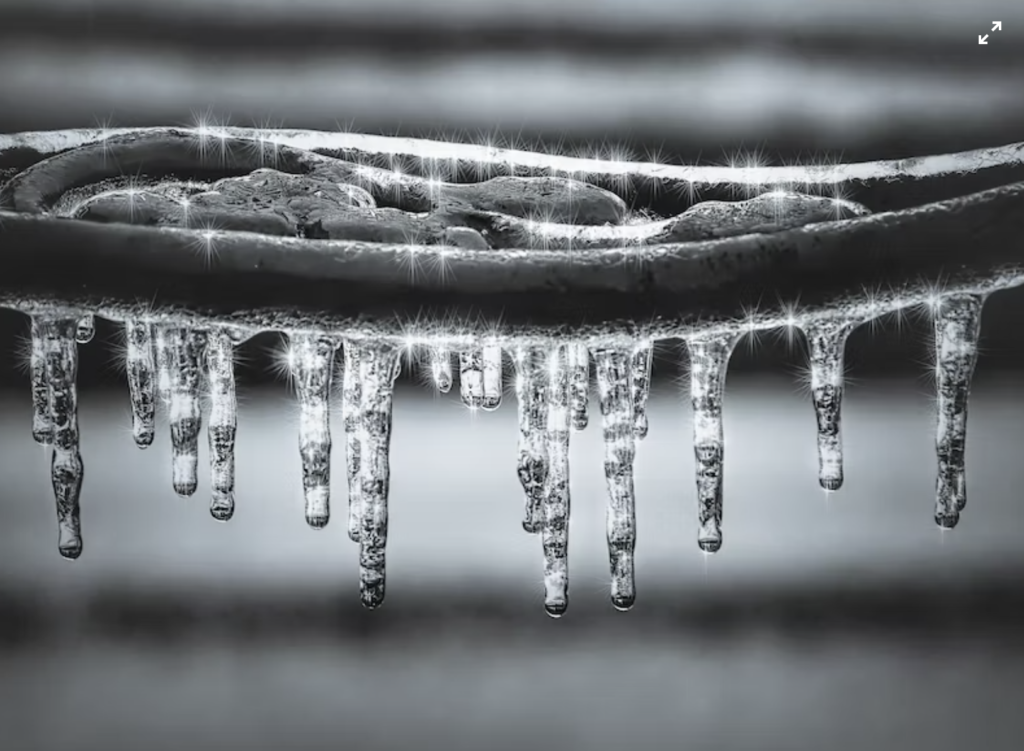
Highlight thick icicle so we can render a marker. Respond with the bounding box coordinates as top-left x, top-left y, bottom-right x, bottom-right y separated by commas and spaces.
166, 327, 206, 497
43, 318, 84, 559
567, 342, 590, 430
205, 330, 238, 521
74, 314, 95, 344
29, 316, 53, 444
933, 294, 983, 529
481, 344, 503, 411
541, 345, 572, 617
289, 333, 338, 529
804, 320, 856, 491
152, 325, 174, 406
630, 343, 653, 439
430, 347, 452, 393
459, 349, 484, 408
124, 320, 156, 448
342, 342, 363, 542
513, 346, 550, 534
687, 333, 739, 553
595, 348, 637, 611
355, 342, 402, 609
